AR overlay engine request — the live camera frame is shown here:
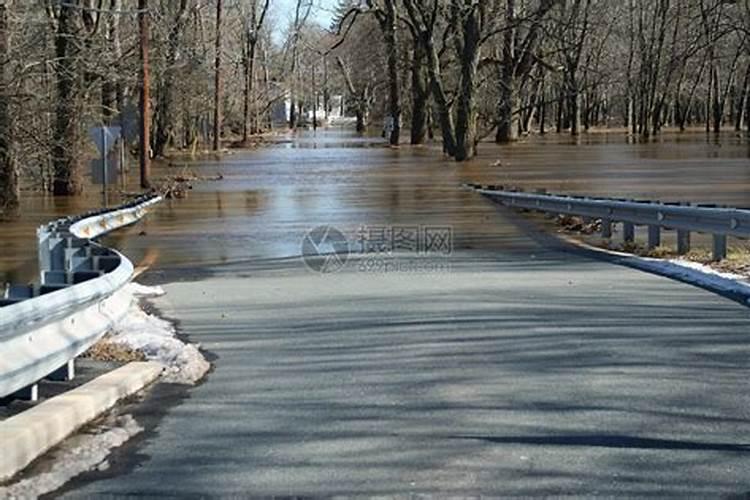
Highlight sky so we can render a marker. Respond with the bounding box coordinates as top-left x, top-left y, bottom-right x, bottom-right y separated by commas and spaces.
271, 0, 339, 31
